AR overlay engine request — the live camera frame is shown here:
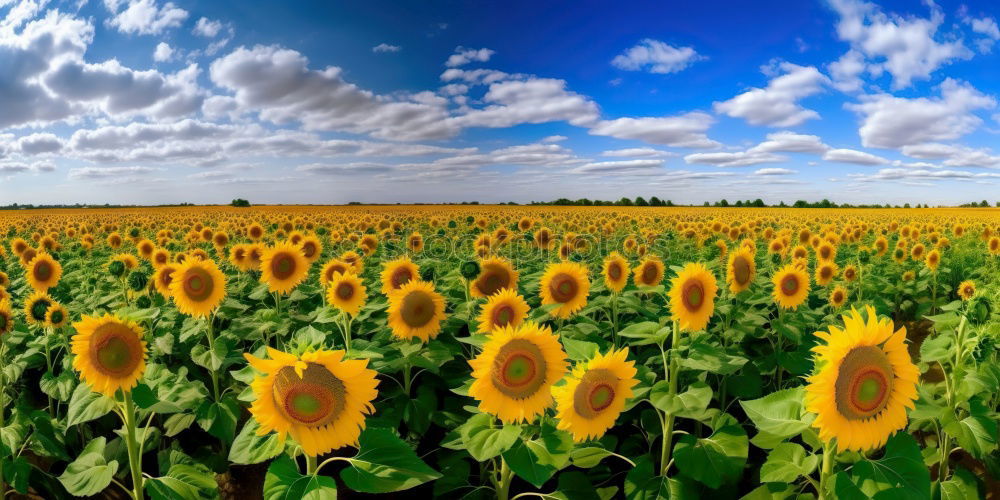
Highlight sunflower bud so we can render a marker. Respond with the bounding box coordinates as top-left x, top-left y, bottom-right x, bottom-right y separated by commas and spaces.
128, 270, 149, 292
967, 295, 992, 326
460, 260, 480, 280
858, 249, 871, 264
108, 260, 126, 278
135, 295, 152, 309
